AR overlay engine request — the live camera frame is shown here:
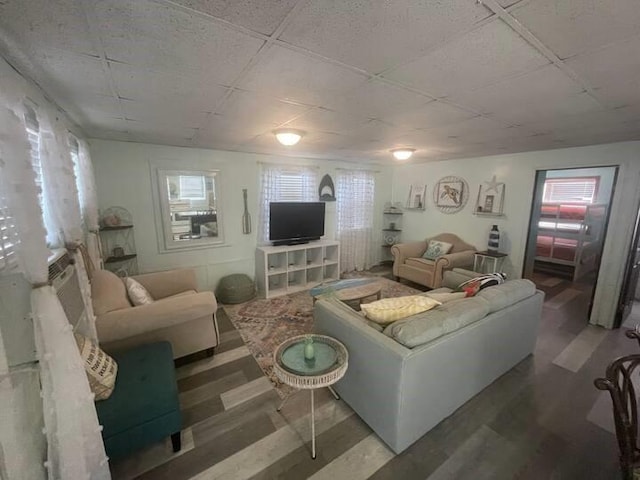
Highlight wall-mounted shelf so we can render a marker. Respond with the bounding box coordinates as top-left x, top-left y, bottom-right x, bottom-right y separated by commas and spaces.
105, 254, 138, 264
99, 207, 138, 276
